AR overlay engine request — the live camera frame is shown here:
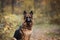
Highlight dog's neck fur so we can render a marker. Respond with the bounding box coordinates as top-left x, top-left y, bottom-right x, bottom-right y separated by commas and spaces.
22, 21, 33, 30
